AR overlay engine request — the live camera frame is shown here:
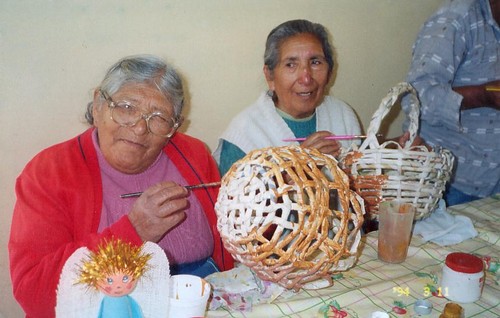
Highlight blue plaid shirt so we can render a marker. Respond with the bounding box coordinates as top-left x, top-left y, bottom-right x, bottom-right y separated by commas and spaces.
403, 0, 500, 197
